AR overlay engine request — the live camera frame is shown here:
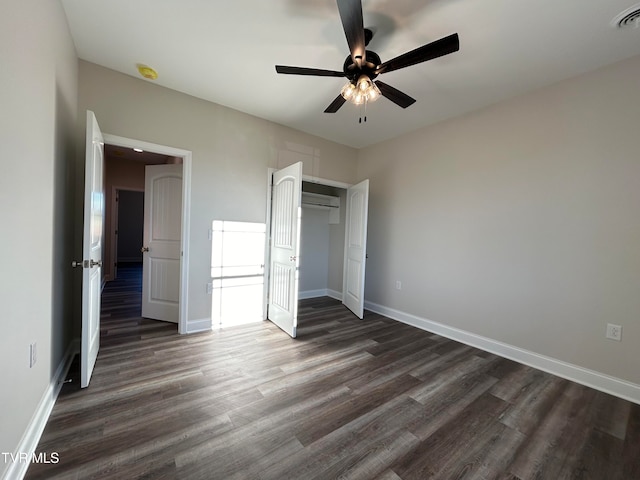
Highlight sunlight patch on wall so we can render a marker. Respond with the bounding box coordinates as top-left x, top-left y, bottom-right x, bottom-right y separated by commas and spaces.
211, 220, 266, 327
